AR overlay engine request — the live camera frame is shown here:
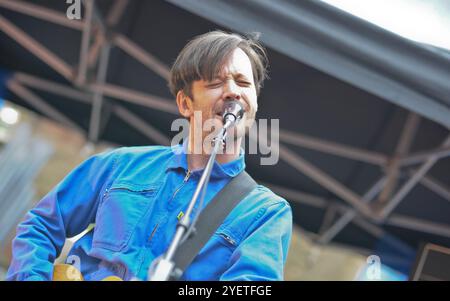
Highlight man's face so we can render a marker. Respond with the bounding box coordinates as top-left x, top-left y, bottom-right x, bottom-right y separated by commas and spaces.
188, 48, 258, 148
